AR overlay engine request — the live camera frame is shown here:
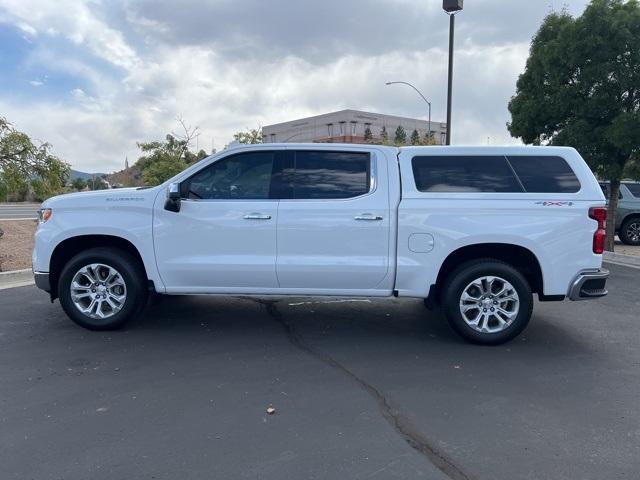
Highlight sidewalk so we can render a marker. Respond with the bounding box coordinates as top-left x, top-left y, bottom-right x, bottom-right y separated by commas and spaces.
603, 240, 640, 268
0, 269, 33, 290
